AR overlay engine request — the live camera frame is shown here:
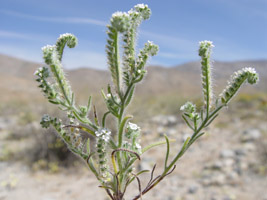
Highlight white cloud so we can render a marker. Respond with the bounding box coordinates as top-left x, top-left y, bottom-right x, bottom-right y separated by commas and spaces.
0, 44, 107, 70
0, 10, 107, 26
0, 29, 54, 43
0, 30, 33, 40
